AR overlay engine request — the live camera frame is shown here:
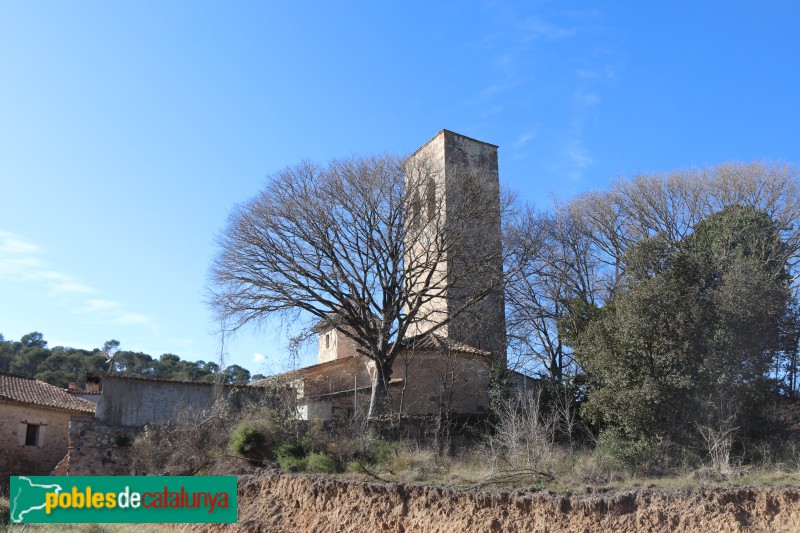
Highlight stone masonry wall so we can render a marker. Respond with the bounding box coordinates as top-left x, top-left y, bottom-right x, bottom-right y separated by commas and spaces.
96, 376, 260, 427
0, 402, 72, 480
404, 130, 506, 361
64, 415, 137, 475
